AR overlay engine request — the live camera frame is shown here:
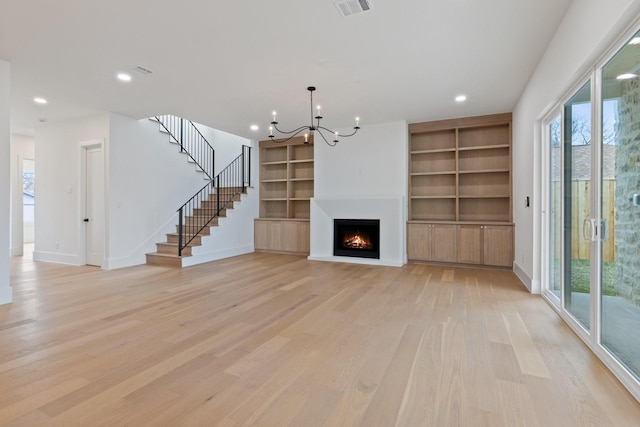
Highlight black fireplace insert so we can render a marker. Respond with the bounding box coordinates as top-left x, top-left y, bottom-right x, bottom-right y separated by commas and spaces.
333, 219, 380, 259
